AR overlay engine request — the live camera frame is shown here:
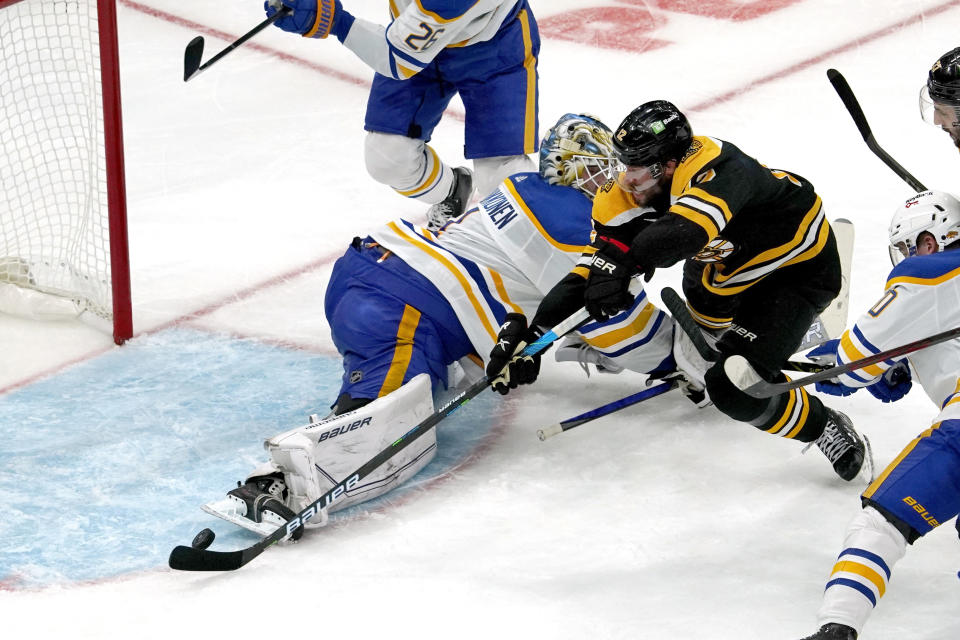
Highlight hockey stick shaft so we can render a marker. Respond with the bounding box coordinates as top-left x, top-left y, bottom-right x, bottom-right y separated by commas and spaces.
537, 380, 676, 441
168, 308, 591, 571
660, 287, 827, 374
735, 324, 960, 398
183, 7, 291, 82
827, 68, 927, 192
